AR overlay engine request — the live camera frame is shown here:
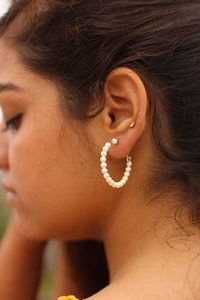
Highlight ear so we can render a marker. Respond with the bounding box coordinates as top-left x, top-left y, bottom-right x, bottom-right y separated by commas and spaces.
101, 67, 148, 158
